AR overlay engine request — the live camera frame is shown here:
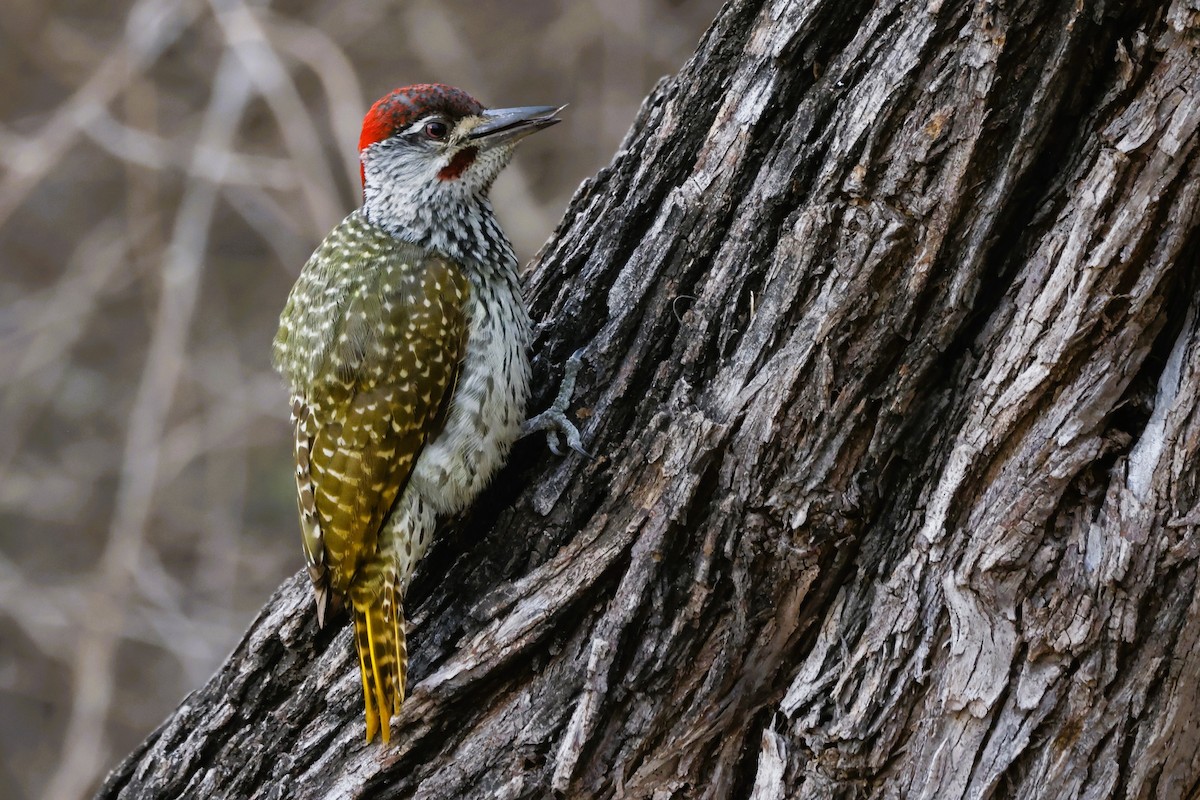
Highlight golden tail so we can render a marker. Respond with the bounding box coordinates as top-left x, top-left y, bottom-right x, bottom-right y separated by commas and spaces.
350, 579, 407, 743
